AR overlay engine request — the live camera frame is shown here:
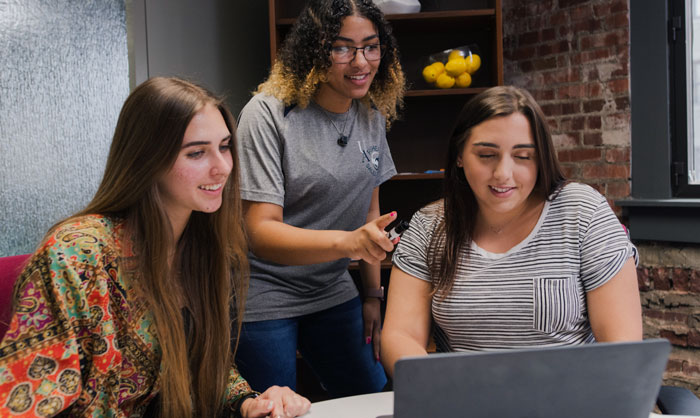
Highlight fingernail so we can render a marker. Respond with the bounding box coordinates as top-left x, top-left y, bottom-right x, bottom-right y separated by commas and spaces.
366, 336, 371, 344
390, 211, 396, 217
376, 355, 380, 361
267, 401, 274, 409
